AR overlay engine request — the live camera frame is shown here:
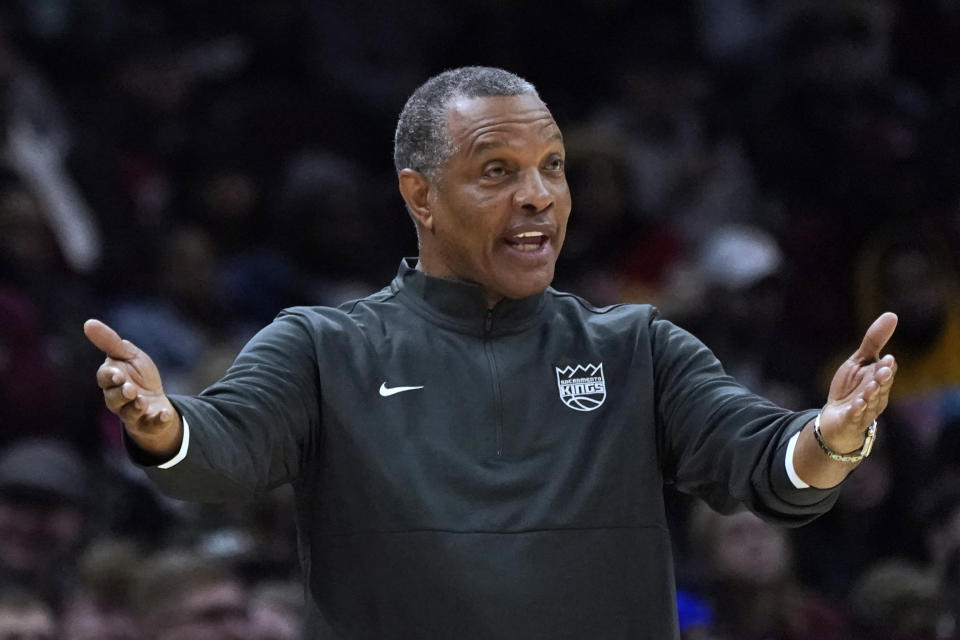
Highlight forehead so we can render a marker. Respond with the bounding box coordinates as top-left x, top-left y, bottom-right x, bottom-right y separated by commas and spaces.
444, 94, 561, 155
